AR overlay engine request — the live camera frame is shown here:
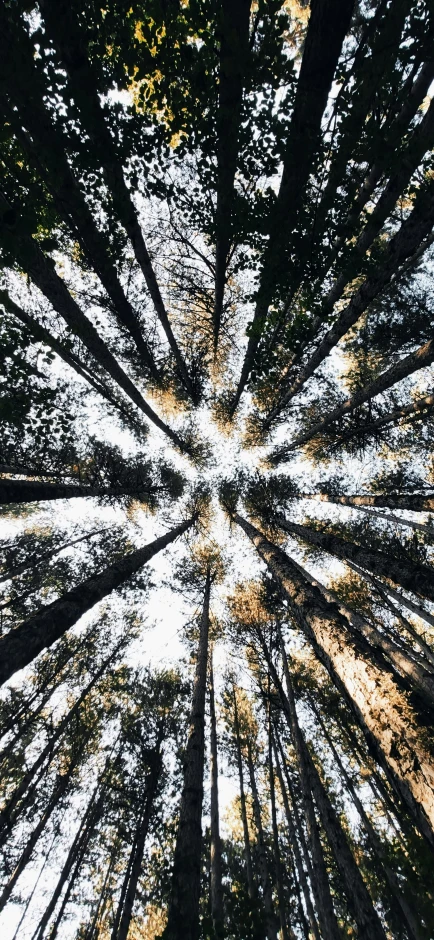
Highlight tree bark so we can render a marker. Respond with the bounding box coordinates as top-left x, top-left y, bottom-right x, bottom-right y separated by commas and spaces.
235, 513, 434, 849
0, 516, 195, 685
163, 567, 211, 940
246, 740, 278, 940
272, 734, 320, 940
209, 652, 224, 936
267, 702, 289, 940
311, 492, 434, 513
233, 686, 256, 900
0, 478, 156, 505
38, 0, 196, 402
274, 513, 434, 604
229, 0, 355, 414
